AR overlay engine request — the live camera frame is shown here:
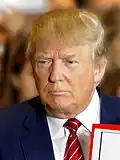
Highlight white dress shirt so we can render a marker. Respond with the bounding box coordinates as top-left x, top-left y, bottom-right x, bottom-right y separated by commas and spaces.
47, 90, 100, 160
